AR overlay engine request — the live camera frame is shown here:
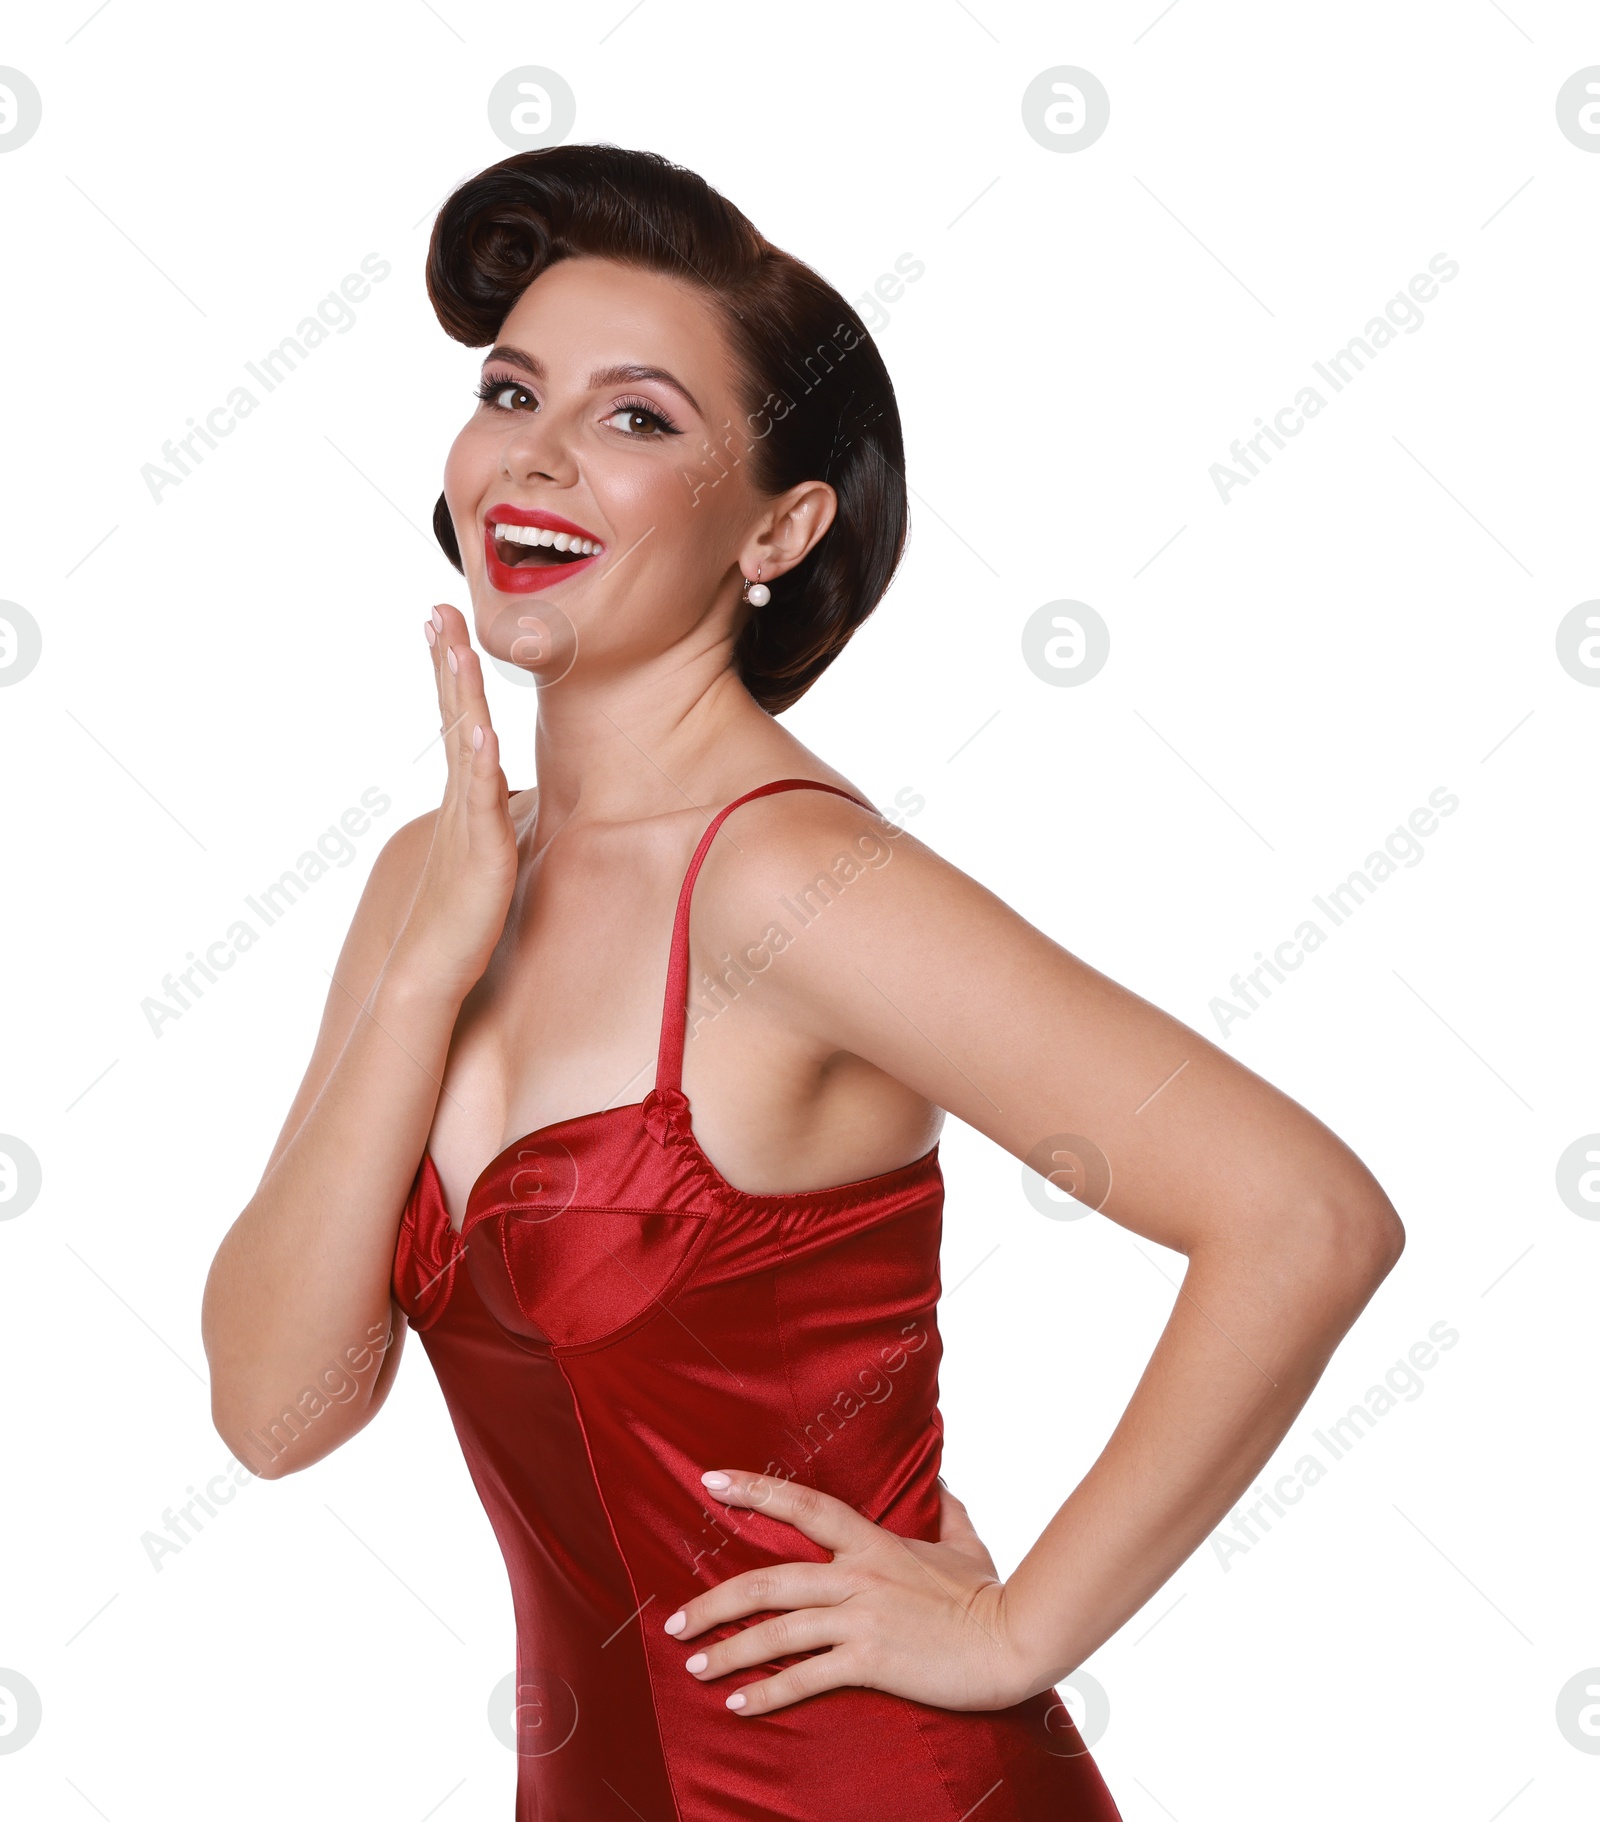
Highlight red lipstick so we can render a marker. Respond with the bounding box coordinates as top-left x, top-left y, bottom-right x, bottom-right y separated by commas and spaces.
482, 505, 605, 595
